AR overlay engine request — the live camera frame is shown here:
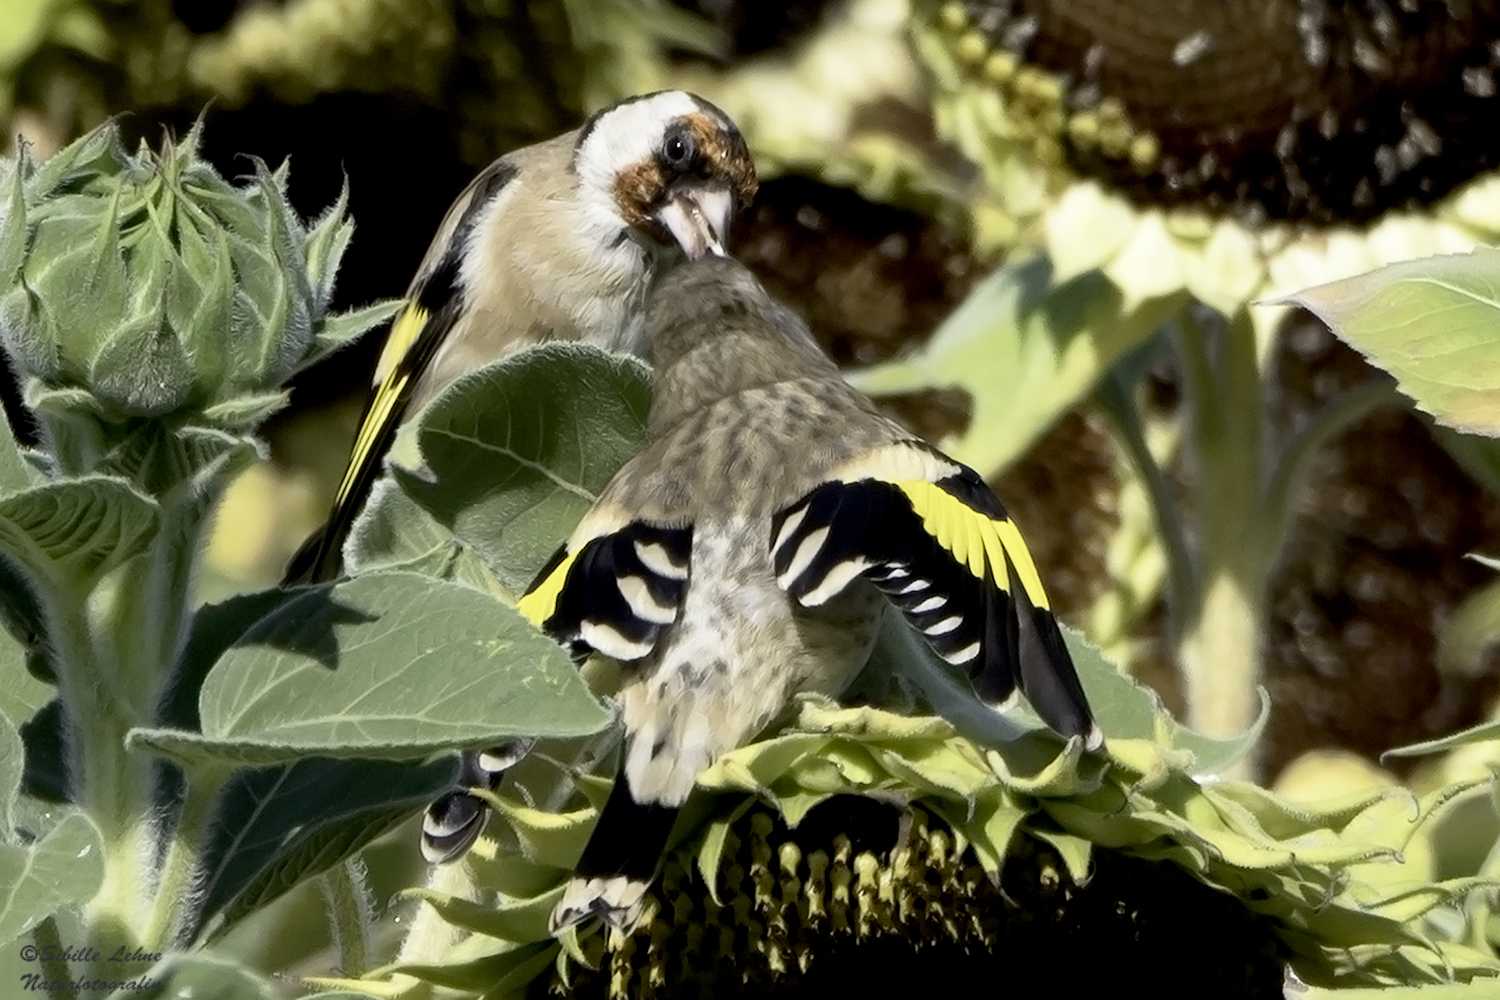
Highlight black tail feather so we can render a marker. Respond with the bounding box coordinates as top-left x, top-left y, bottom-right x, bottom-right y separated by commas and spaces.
1008, 558, 1098, 746
551, 774, 679, 932
575, 773, 678, 882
